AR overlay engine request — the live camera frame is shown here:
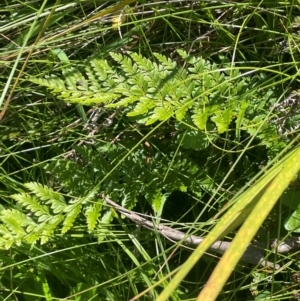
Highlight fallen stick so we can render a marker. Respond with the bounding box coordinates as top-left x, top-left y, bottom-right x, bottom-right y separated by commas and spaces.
102, 195, 300, 269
